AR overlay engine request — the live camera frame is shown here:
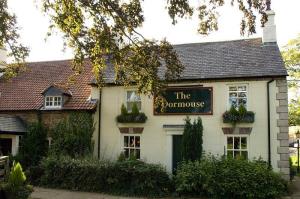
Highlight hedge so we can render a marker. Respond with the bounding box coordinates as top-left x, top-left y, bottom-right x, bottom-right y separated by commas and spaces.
175, 156, 288, 199
38, 156, 172, 197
